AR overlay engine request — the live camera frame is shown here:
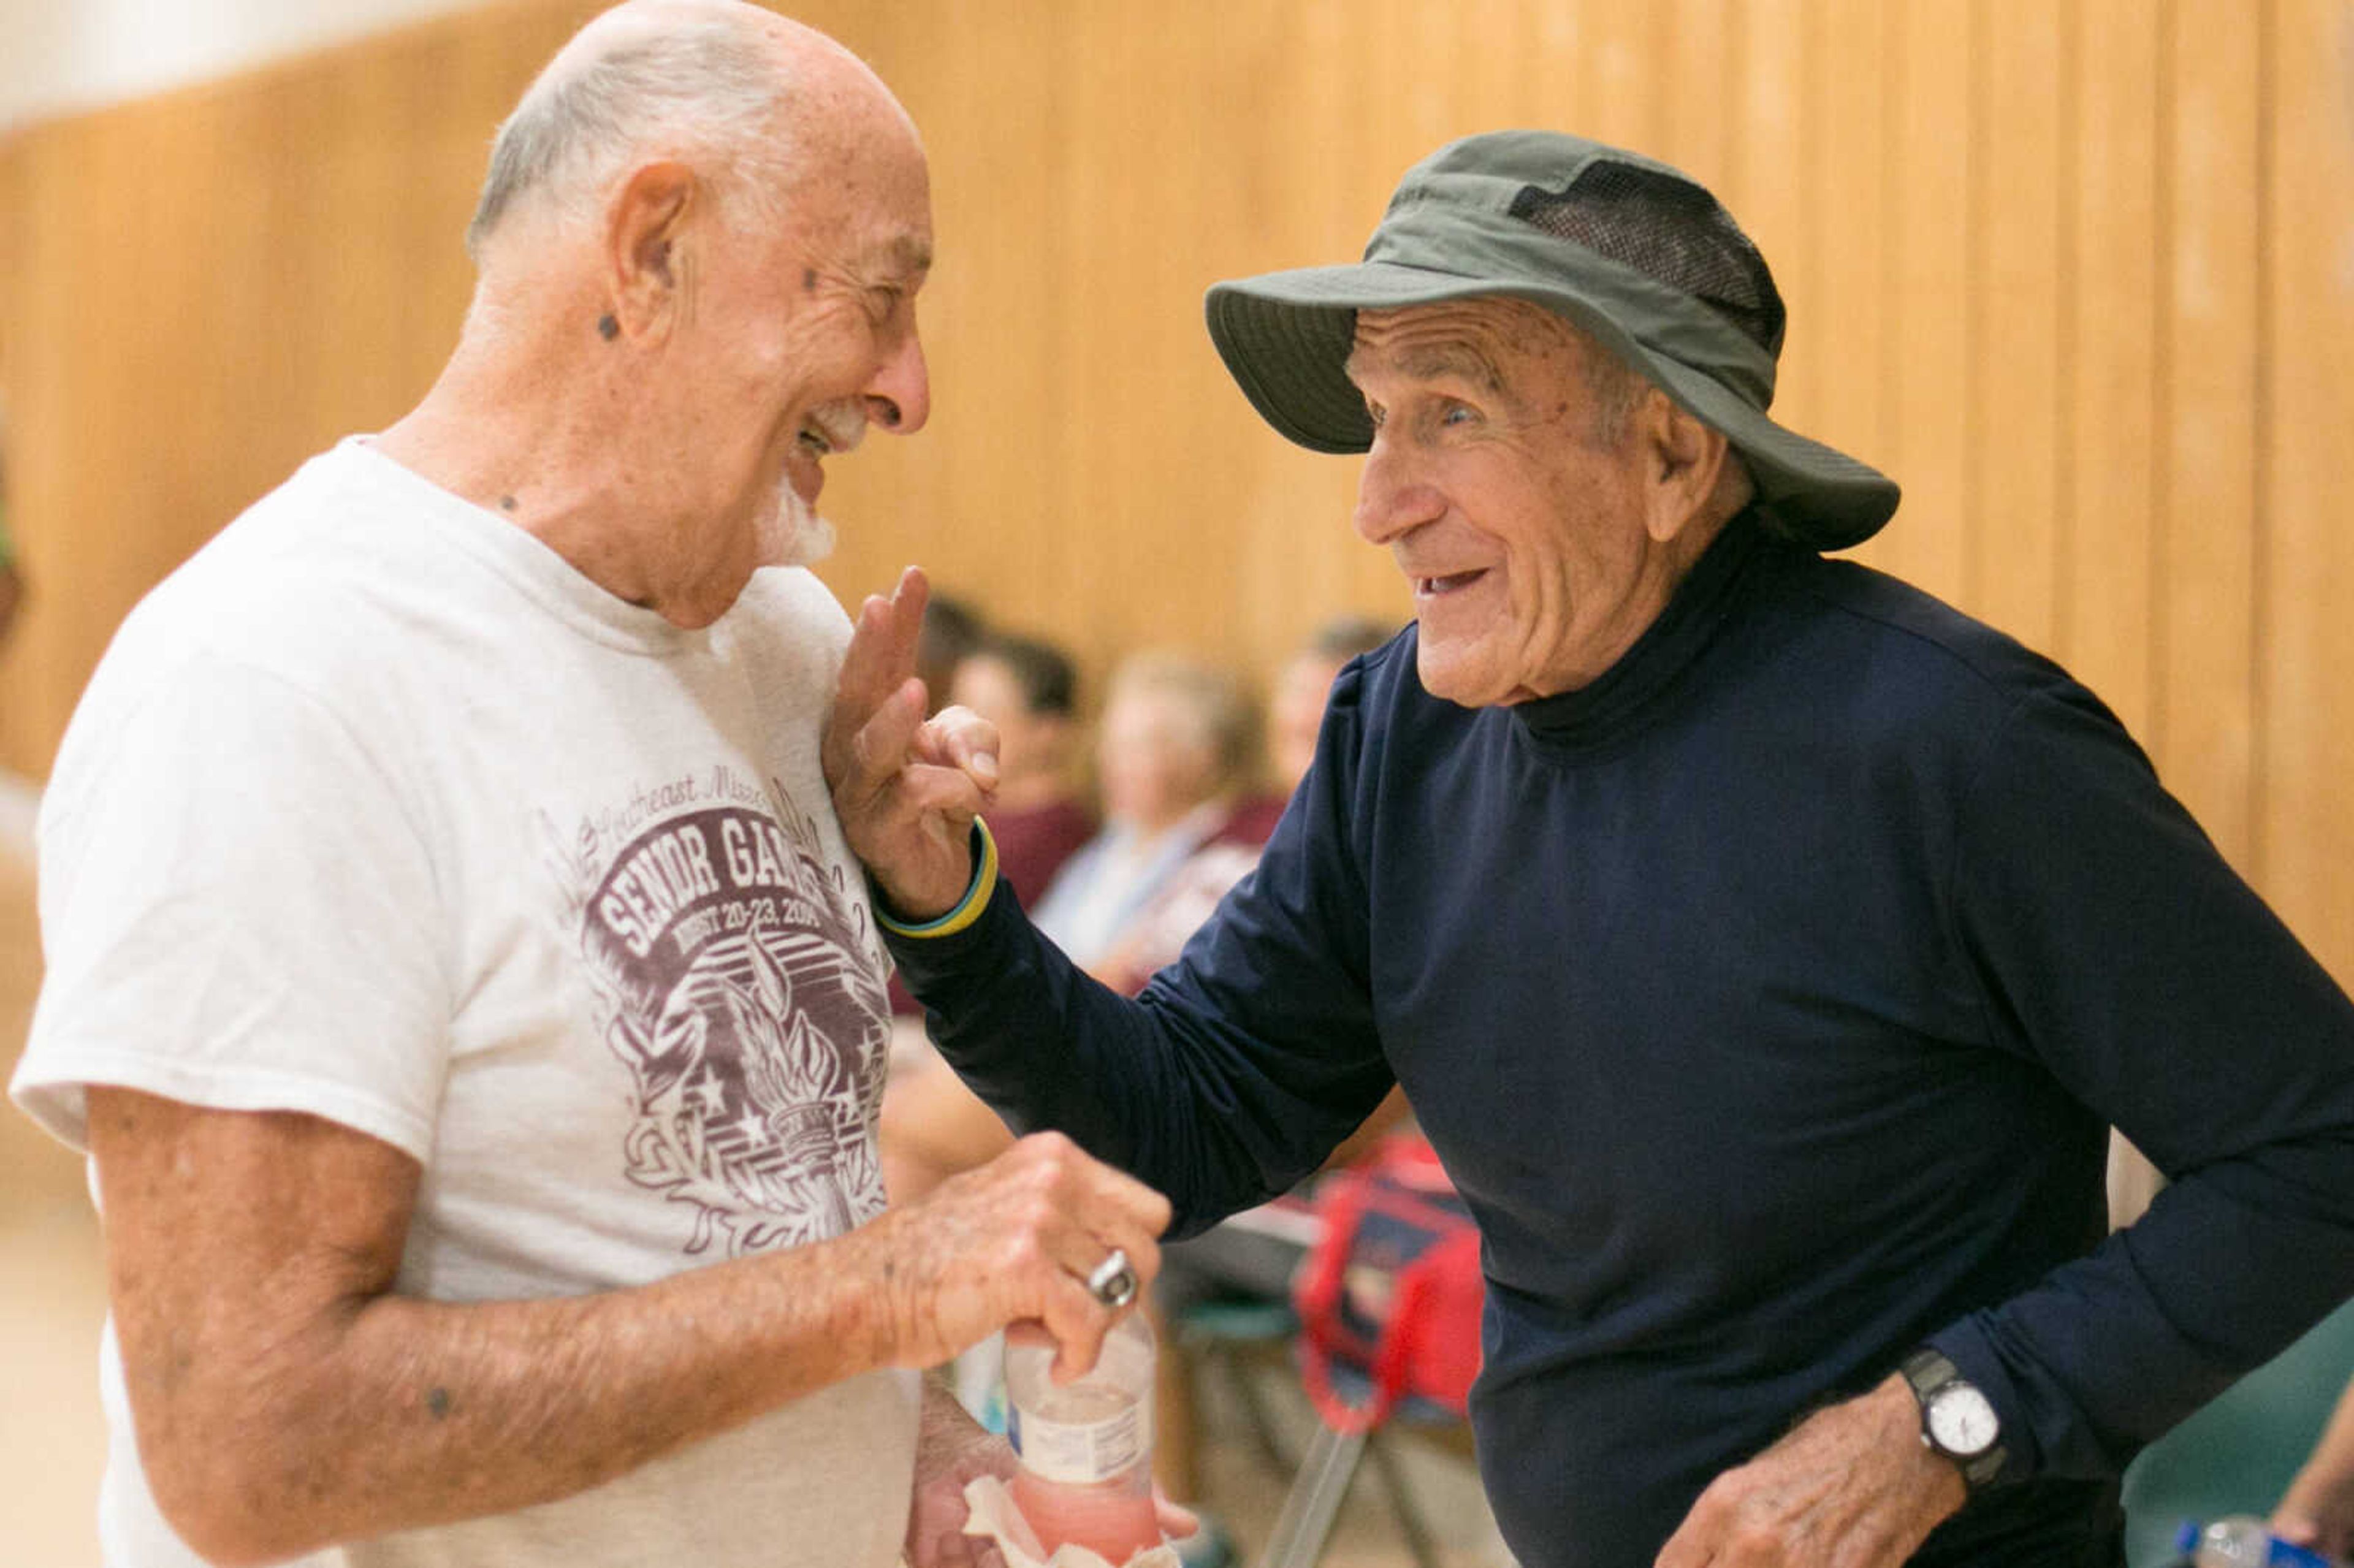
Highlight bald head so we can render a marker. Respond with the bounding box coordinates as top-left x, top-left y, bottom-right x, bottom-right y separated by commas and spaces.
387, 0, 933, 630
465, 0, 907, 265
